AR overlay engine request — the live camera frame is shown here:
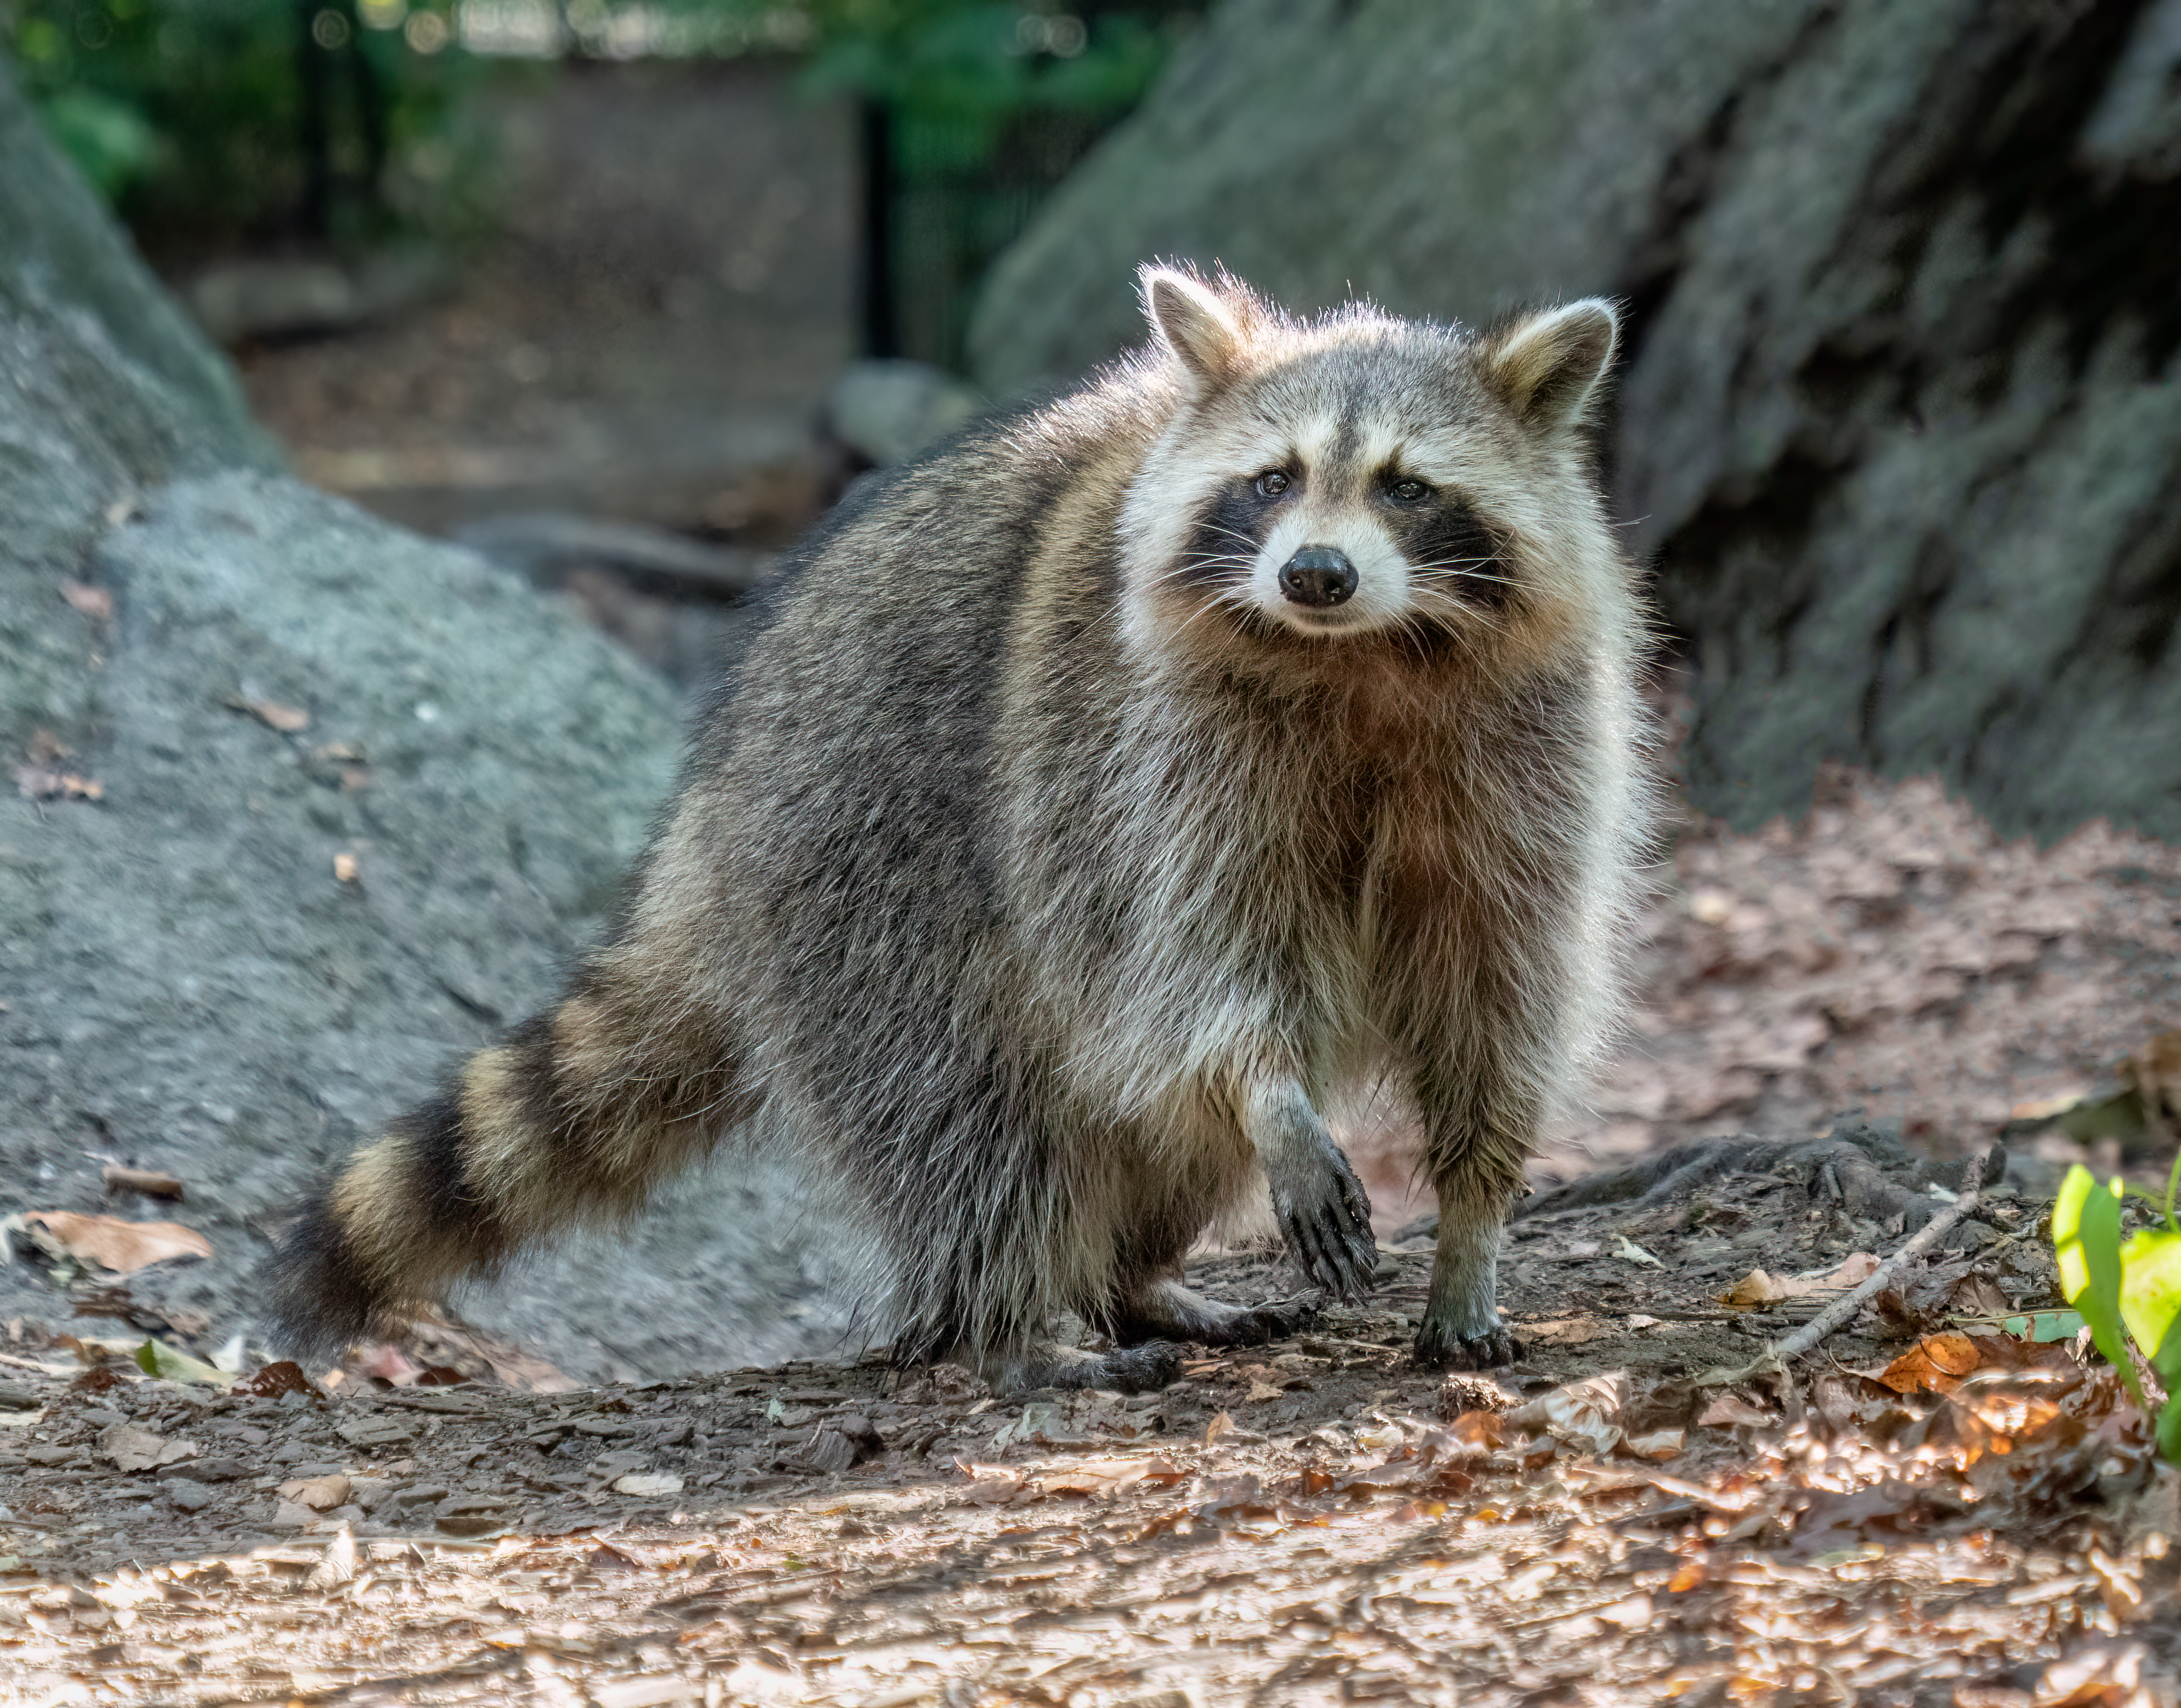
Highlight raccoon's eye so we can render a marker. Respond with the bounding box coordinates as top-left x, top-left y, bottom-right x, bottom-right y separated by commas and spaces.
1253, 470, 1292, 498
1386, 476, 1431, 504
